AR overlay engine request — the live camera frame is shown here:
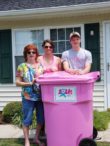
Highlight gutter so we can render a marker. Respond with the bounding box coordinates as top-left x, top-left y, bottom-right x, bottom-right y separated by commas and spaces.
0, 1, 110, 18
